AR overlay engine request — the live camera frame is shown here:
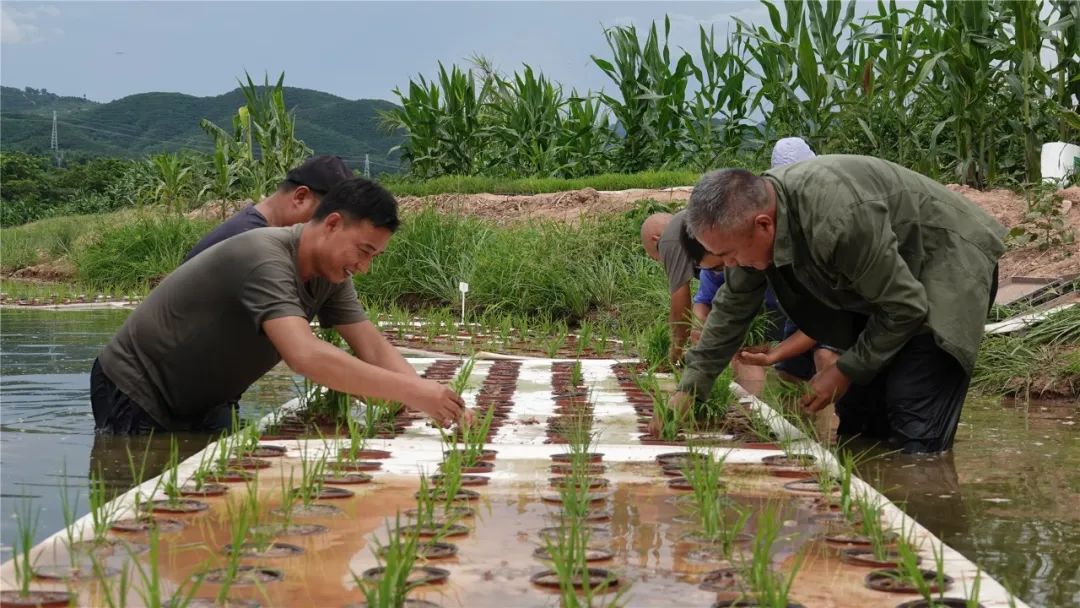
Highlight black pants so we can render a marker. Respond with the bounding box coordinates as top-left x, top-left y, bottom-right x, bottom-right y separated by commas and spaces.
835, 265, 998, 454
835, 334, 971, 454
90, 358, 238, 434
